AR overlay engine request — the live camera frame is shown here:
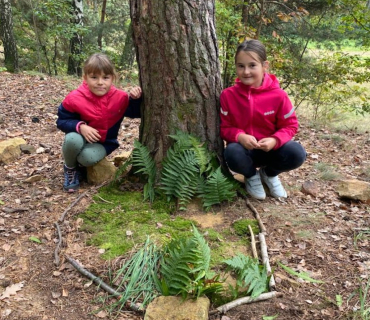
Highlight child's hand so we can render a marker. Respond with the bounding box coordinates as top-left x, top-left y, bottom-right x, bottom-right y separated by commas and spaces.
256, 137, 277, 152
238, 133, 260, 150
129, 87, 142, 99
80, 124, 101, 143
